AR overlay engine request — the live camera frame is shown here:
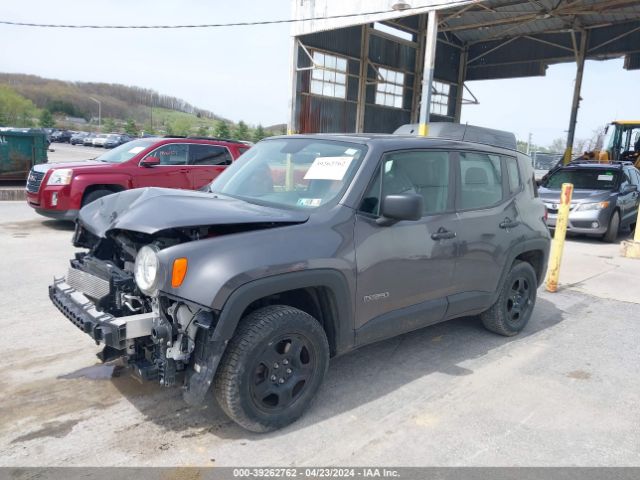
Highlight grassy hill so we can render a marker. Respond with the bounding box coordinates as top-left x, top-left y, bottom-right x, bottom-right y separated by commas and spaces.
0, 72, 281, 140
